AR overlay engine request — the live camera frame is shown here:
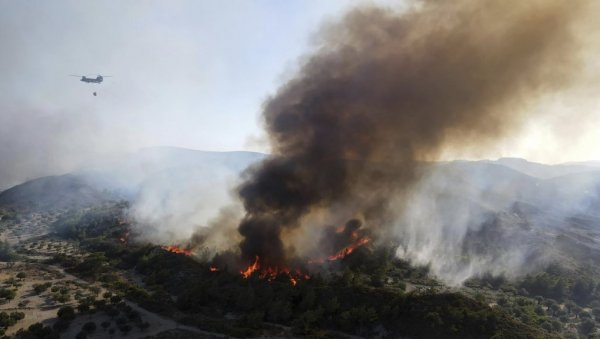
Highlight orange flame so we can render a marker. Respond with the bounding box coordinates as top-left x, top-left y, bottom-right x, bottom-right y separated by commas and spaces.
308, 236, 371, 264
161, 245, 193, 256
218, 235, 371, 285
328, 237, 370, 261
239, 256, 308, 285
240, 255, 260, 278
